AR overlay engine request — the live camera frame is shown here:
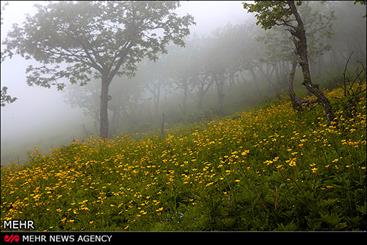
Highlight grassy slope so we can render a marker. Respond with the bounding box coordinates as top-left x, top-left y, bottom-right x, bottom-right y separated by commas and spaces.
1, 87, 366, 231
